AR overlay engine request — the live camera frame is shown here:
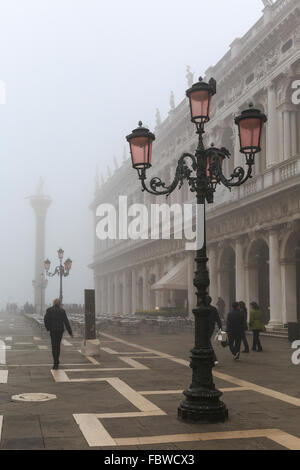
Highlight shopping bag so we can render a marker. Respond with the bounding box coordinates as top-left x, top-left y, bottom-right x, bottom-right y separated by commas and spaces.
215, 330, 228, 347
